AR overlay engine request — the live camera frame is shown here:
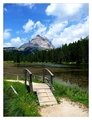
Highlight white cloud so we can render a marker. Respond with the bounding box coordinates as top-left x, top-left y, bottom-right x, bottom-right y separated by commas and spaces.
3, 43, 11, 47
16, 31, 20, 34
3, 29, 12, 39
63, 4, 82, 15
31, 21, 47, 38
11, 37, 21, 43
4, 7, 8, 12
16, 30, 23, 34
45, 21, 68, 39
35, 27, 46, 36
18, 3, 34, 9
52, 17, 89, 47
34, 21, 46, 33
4, 37, 27, 48
23, 19, 34, 33
46, 3, 82, 16
31, 20, 68, 40
4, 3, 88, 48
45, 3, 88, 22
19, 20, 46, 38
34, 21, 45, 29
44, 3, 89, 47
